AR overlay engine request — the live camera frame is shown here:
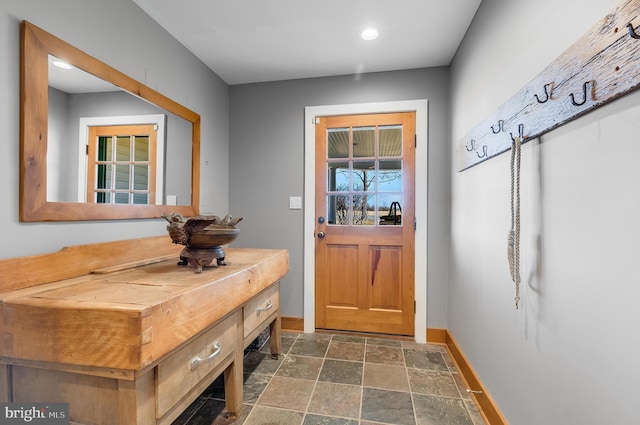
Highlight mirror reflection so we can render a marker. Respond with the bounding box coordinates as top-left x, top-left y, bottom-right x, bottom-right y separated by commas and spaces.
20, 21, 200, 221
47, 55, 192, 206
